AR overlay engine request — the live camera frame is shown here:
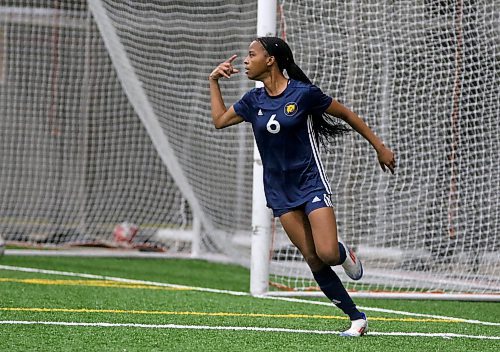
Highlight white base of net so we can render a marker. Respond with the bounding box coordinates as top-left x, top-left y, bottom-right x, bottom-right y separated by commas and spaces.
263, 290, 500, 302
